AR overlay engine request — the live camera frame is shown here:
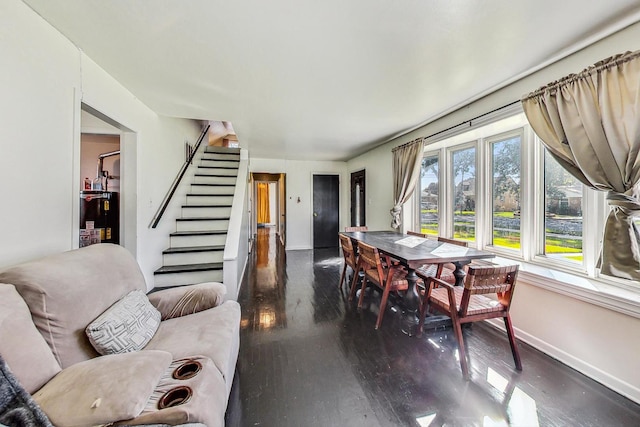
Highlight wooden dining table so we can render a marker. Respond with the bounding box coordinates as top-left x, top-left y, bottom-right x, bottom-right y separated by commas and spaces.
341, 230, 496, 336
